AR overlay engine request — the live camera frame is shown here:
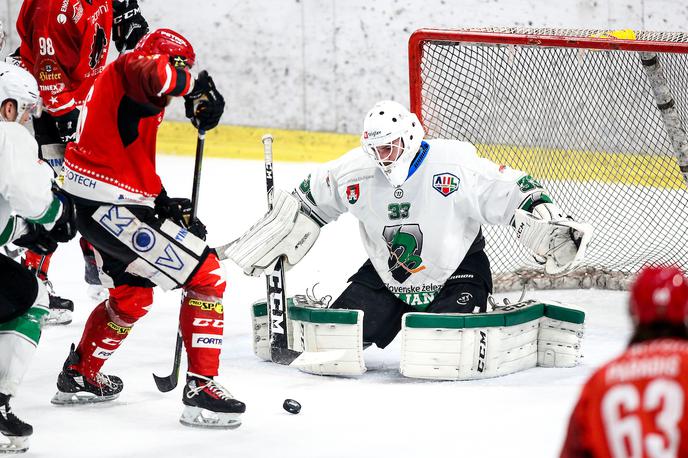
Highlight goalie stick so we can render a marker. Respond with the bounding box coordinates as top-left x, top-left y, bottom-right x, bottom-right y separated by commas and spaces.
262, 134, 301, 365
152, 129, 206, 392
